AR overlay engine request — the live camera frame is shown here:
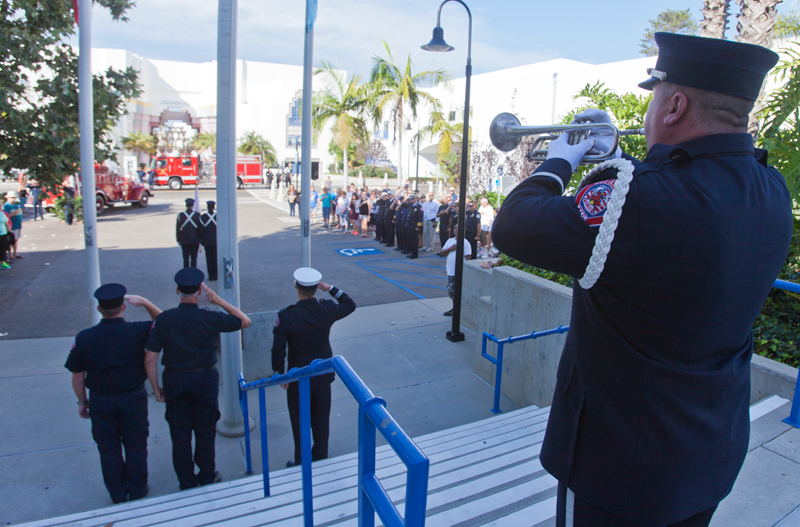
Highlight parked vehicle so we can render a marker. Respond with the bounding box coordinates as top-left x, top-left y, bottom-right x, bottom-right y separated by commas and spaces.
151, 154, 262, 190
41, 165, 151, 216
